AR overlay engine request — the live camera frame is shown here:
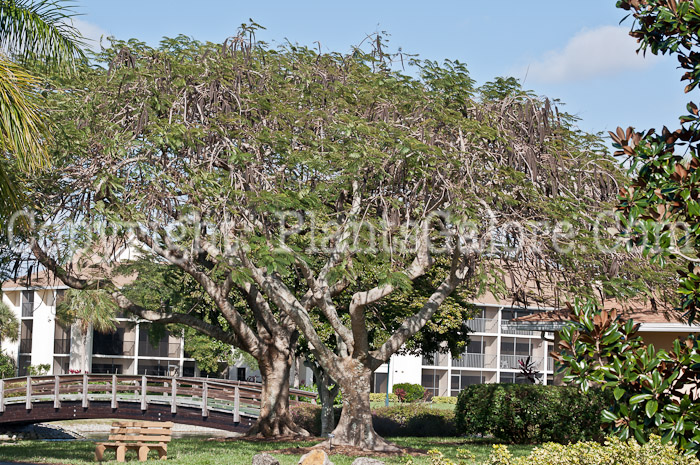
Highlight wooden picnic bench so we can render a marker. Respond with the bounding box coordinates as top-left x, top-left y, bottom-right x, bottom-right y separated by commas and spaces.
95, 420, 173, 462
